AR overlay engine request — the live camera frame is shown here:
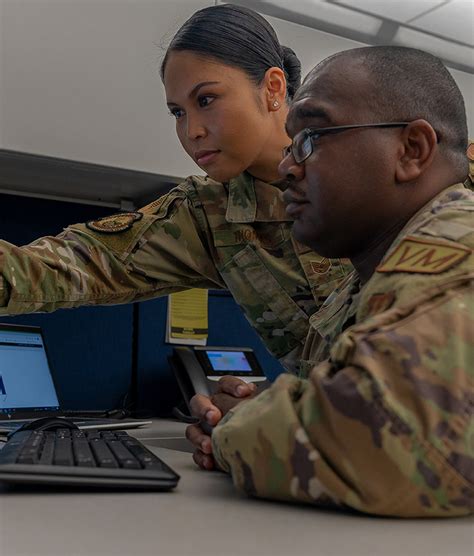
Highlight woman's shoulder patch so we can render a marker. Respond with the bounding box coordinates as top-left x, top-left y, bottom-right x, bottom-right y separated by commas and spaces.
86, 212, 143, 234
